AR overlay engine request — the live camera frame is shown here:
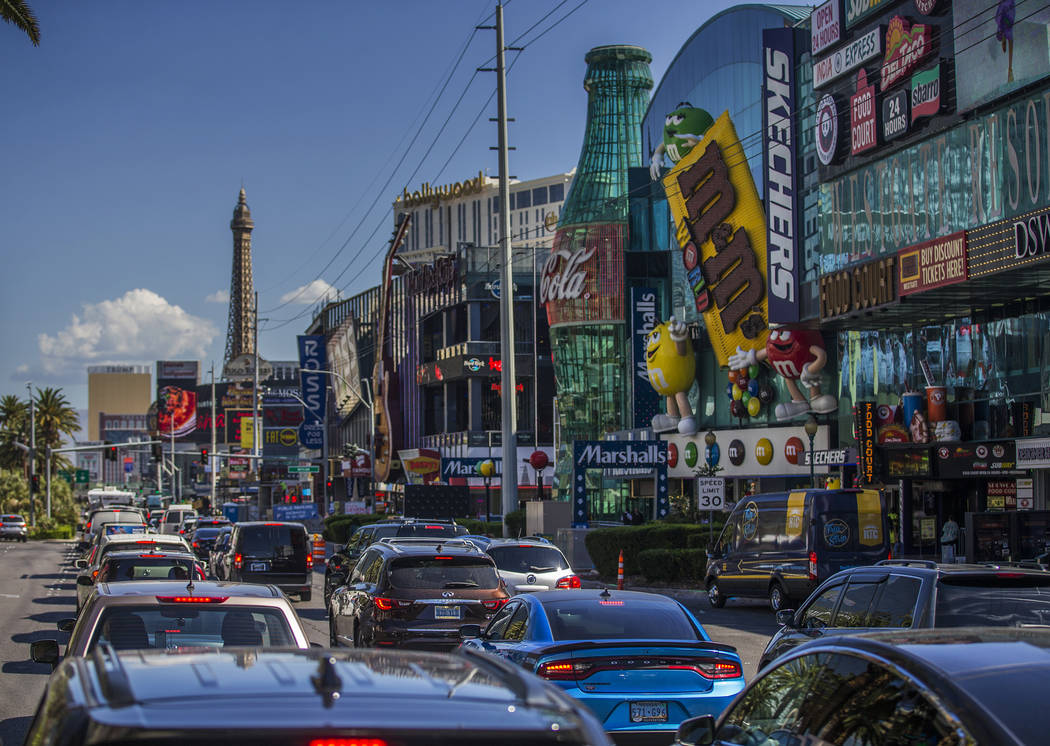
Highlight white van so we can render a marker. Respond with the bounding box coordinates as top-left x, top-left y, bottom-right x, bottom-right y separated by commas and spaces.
160, 506, 196, 535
